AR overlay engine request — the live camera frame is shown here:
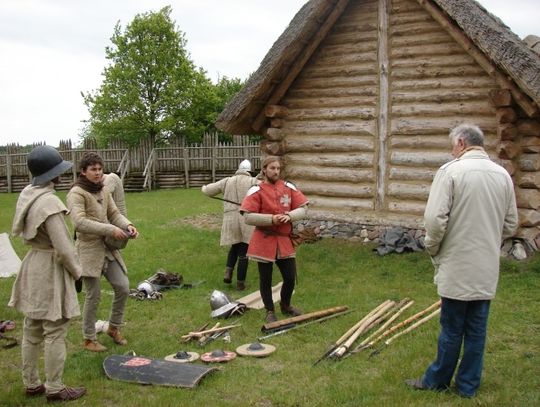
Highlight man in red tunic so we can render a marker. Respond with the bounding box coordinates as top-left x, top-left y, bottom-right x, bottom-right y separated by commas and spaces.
240, 156, 309, 323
